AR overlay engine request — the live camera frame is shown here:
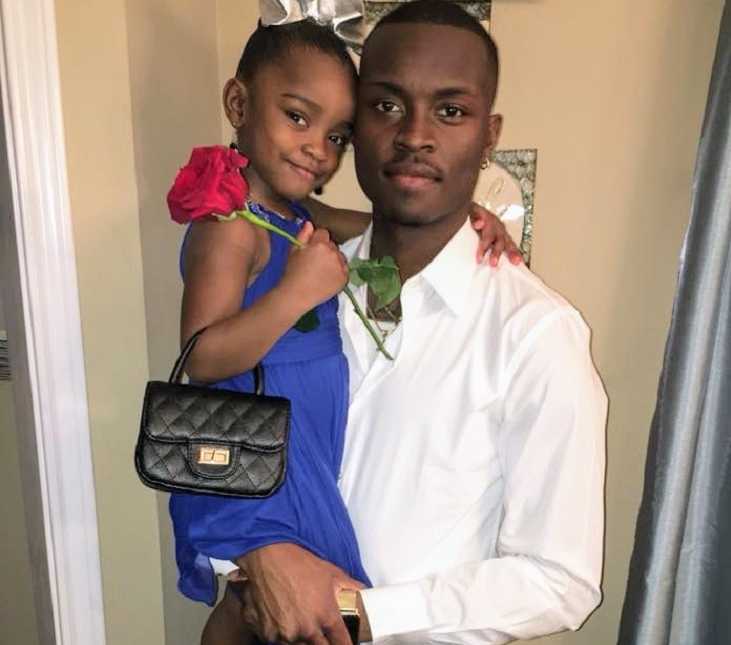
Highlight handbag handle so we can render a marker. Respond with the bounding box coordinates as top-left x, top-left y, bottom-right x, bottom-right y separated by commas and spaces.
168, 328, 265, 395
